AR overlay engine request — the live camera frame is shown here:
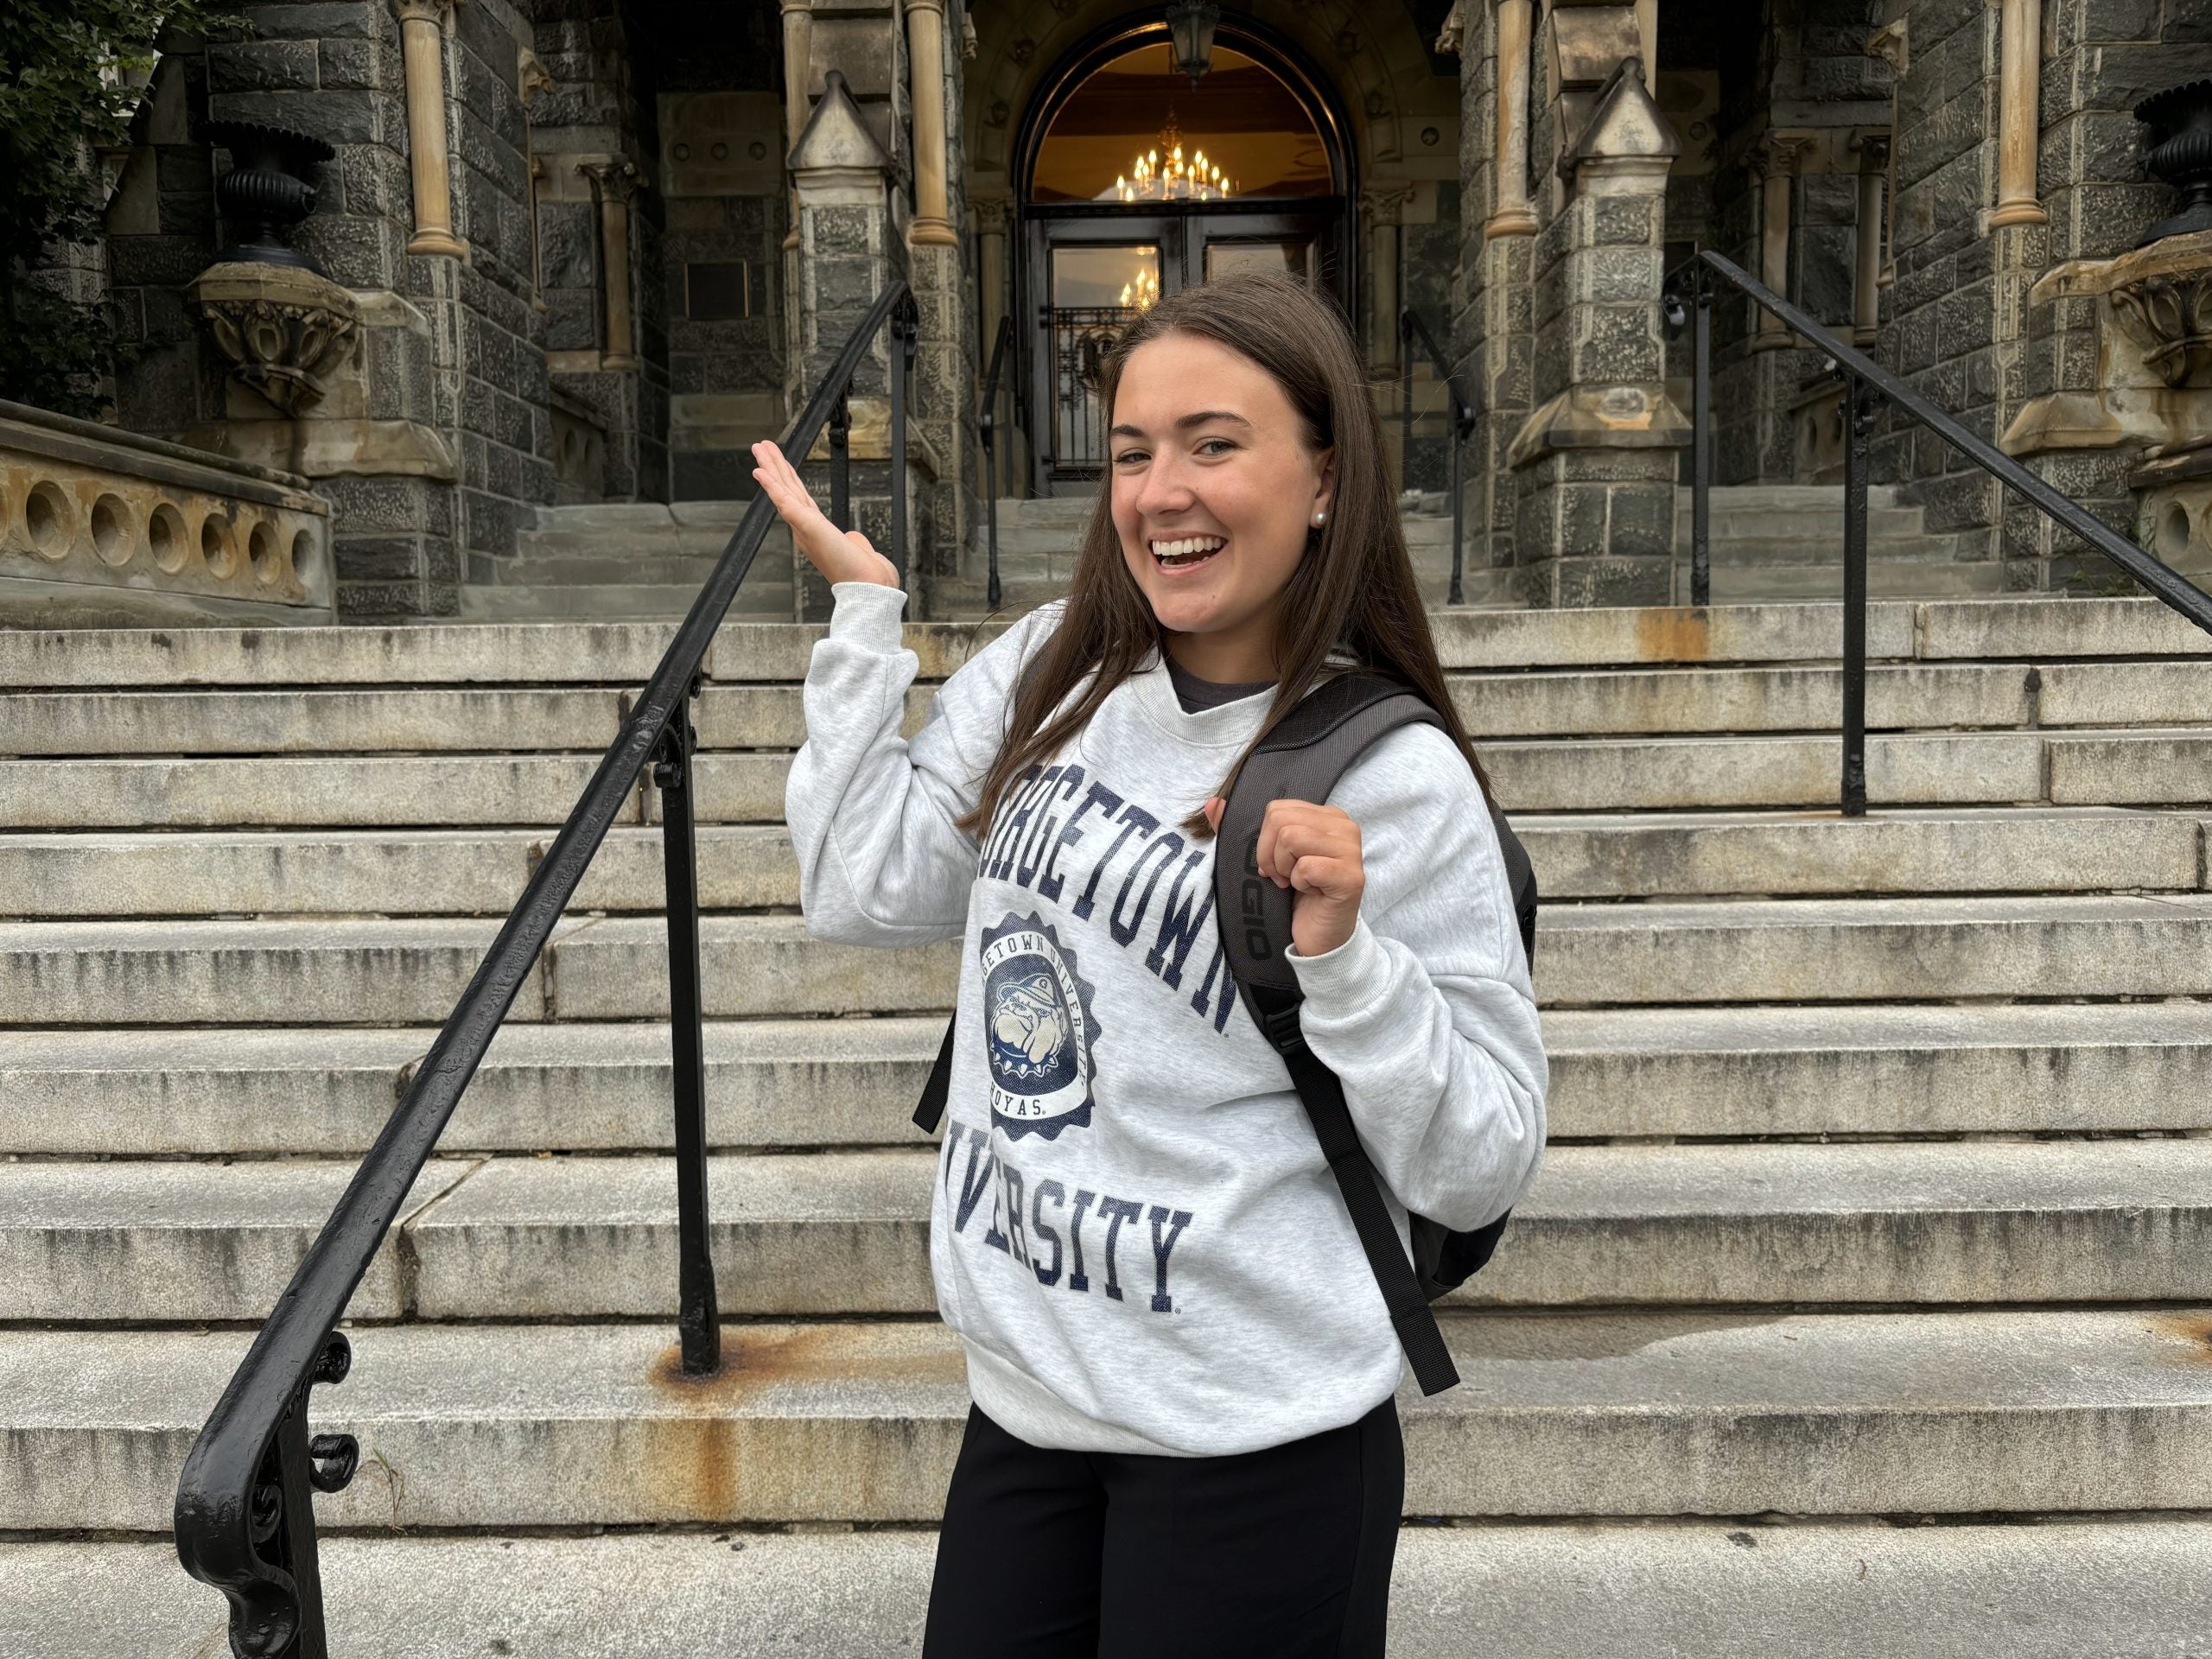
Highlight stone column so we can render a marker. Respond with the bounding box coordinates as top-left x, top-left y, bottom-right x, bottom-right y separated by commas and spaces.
1365, 190, 1407, 375
1507, 58, 1685, 607
780, 0, 815, 253
1989, 0, 2046, 229
1852, 135, 1888, 346
1484, 0, 1539, 238
1868, 21, 1907, 291
395, 0, 467, 259
579, 158, 641, 371
518, 49, 554, 312
1751, 136, 1809, 350
904, 0, 957, 247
